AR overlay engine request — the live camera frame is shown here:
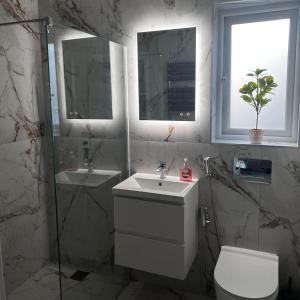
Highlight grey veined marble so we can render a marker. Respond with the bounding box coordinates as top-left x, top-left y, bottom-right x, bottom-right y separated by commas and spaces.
55, 174, 121, 270
0, 0, 57, 297
0, 23, 42, 145
0, 0, 297, 299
